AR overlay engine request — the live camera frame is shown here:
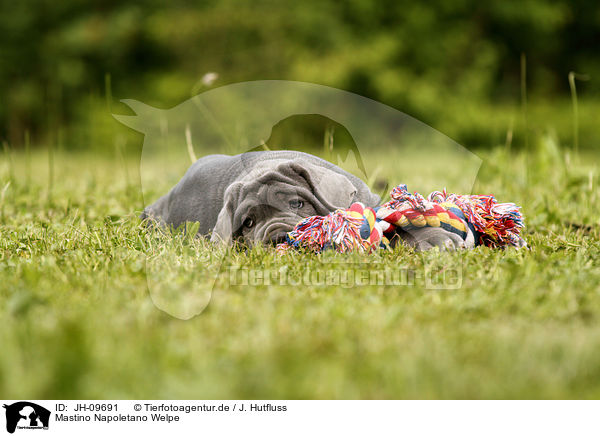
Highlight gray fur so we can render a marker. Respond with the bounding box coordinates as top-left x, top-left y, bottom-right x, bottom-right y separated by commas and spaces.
142, 150, 380, 243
